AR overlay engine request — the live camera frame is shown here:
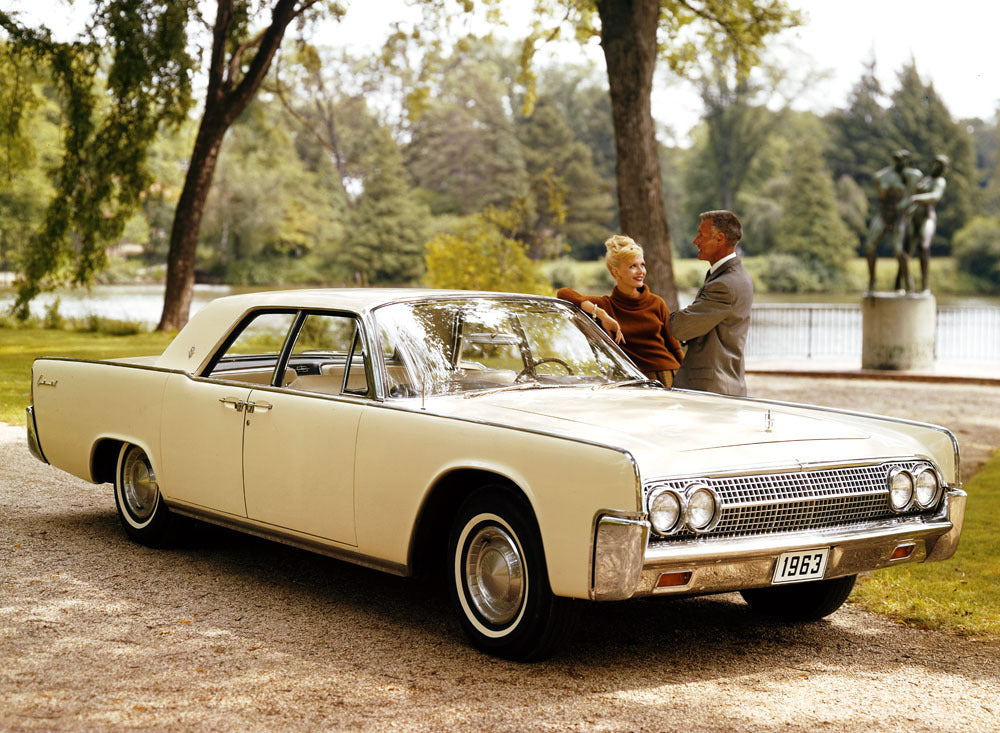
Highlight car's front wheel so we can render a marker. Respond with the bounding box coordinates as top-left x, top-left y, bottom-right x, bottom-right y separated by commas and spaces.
449, 487, 576, 661
114, 444, 172, 546
740, 574, 857, 621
